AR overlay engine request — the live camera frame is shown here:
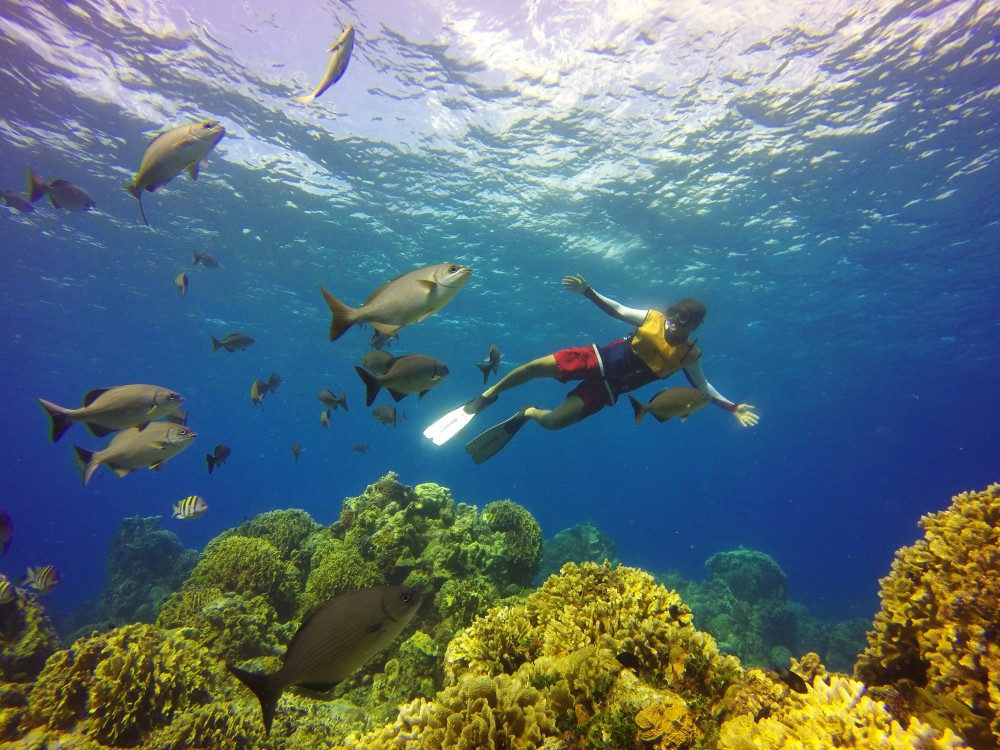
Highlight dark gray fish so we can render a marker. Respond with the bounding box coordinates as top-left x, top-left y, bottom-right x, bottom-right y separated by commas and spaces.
27, 169, 95, 211
1, 189, 33, 212
211, 333, 255, 352
371, 405, 404, 427
476, 344, 503, 383
360, 349, 394, 374
355, 354, 449, 407
267, 372, 282, 393
616, 652, 641, 670
206, 443, 231, 474
318, 389, 347, 410
773, 667, 808, 694
250, 379, 268, 406
175, 272, 189, 297
0, 509, 12, 555
192, 251, 220, 268
228, 585, 421, 735
290, 441, 302, 463
320, 409, 330, 428
351, 442, 370, 454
